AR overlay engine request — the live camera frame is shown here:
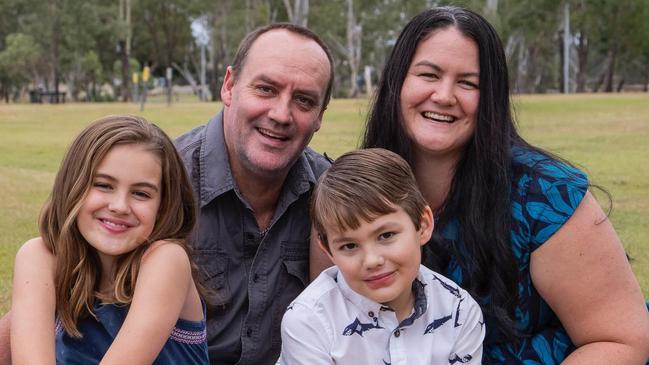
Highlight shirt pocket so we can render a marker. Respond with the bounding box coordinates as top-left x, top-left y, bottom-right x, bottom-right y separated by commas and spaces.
280, 240, 309, 288
192, 250, 231, 308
